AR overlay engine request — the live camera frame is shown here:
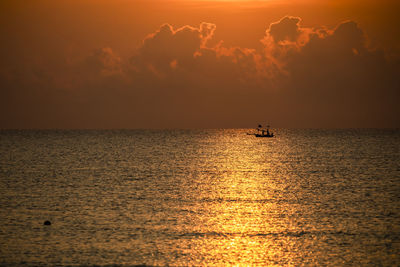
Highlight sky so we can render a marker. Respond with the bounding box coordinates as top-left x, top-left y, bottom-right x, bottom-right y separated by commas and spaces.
0, 0, 399, 129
